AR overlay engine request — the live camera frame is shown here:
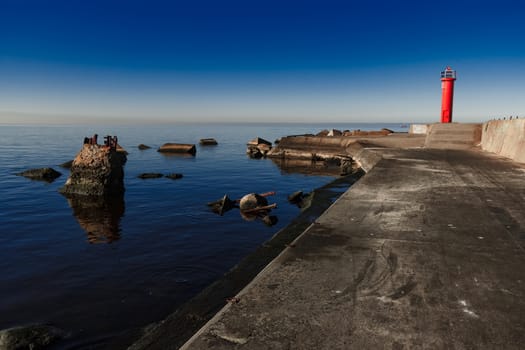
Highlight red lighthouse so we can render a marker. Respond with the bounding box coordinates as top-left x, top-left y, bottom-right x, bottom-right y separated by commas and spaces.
440, 66, 456, 123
